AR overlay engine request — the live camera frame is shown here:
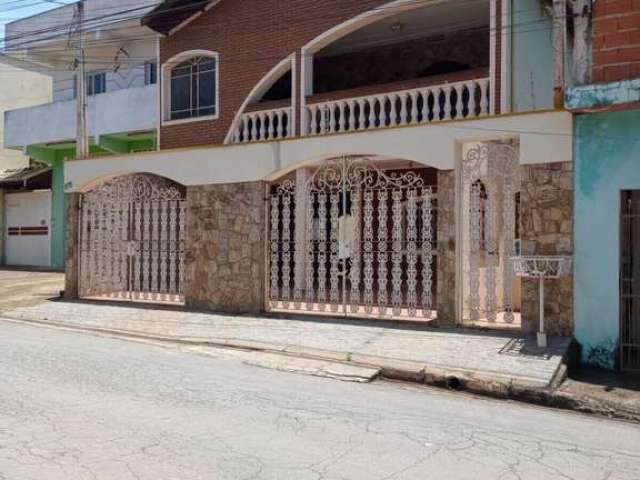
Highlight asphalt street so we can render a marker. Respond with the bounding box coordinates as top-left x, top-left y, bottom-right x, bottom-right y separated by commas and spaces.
1, 320, 639, 480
